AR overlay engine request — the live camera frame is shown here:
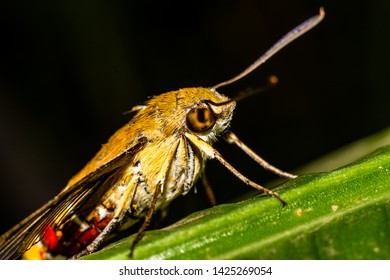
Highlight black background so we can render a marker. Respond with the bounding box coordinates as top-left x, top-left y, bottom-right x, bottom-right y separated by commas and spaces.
0, 1, 389, 235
